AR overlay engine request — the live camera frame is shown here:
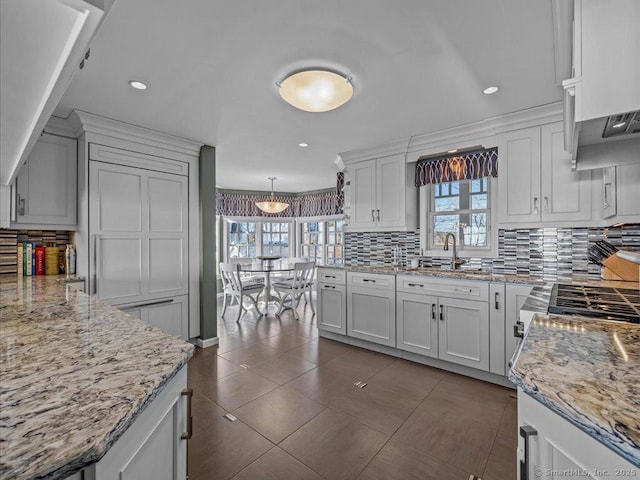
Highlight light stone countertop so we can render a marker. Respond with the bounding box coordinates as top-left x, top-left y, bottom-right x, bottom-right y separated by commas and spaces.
509, 313, 640, 467
0, 276, 194, 480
